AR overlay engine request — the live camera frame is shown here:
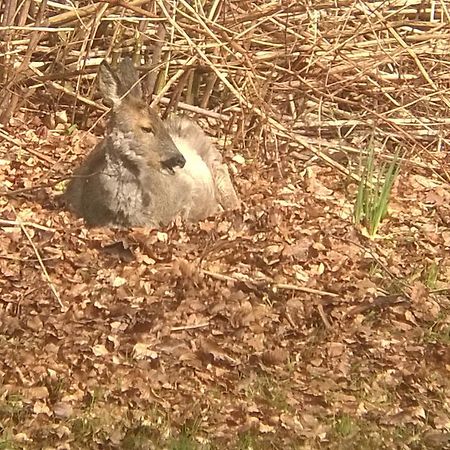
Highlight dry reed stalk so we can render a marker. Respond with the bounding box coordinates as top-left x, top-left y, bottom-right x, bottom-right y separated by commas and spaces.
0, 0, 448, 178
